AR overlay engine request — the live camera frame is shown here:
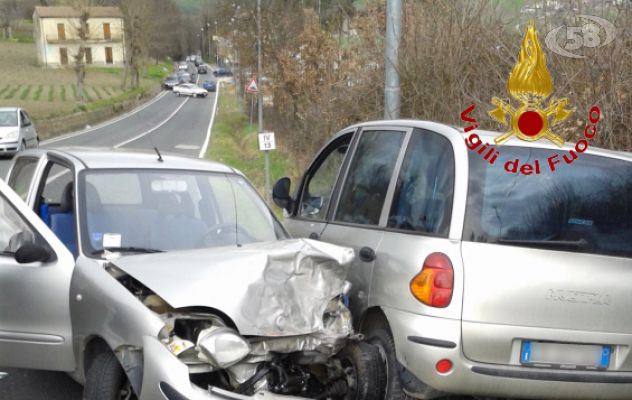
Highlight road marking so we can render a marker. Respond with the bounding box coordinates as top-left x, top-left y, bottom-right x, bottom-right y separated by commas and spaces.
42, 90, 168, 145
113, 96, 190, 148
198, 82, 221, 158
0, 372, 7, 380
175, 144, 200, 150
